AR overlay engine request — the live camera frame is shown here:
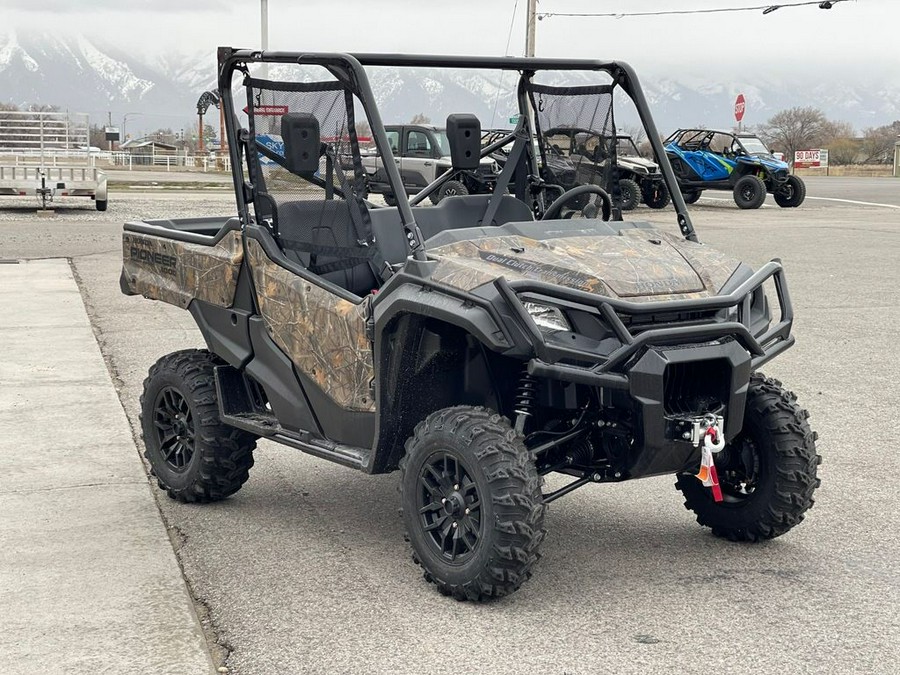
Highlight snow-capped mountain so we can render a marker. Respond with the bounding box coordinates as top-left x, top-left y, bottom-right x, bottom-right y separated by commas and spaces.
1, 30, 897, 136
